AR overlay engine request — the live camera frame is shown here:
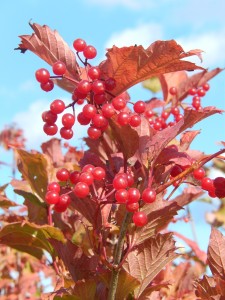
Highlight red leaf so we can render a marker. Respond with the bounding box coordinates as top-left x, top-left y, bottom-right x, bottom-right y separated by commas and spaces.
17, 22, 81, 92
172, 186, 203, 207
100, 41, 203, 96
180, 130, 201, 151
123, 232, 178, 297
41, 138, 64, 167
208, 227, 225, 279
